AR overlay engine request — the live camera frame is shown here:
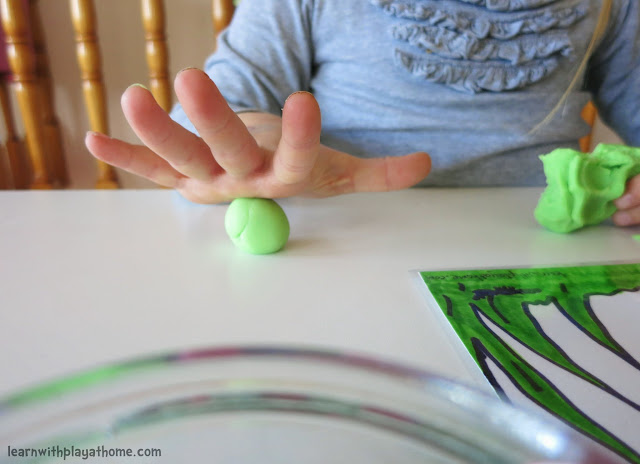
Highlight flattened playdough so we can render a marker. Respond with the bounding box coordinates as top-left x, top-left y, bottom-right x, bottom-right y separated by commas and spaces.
225, 198, 290, 254
535, 144, 640, 233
